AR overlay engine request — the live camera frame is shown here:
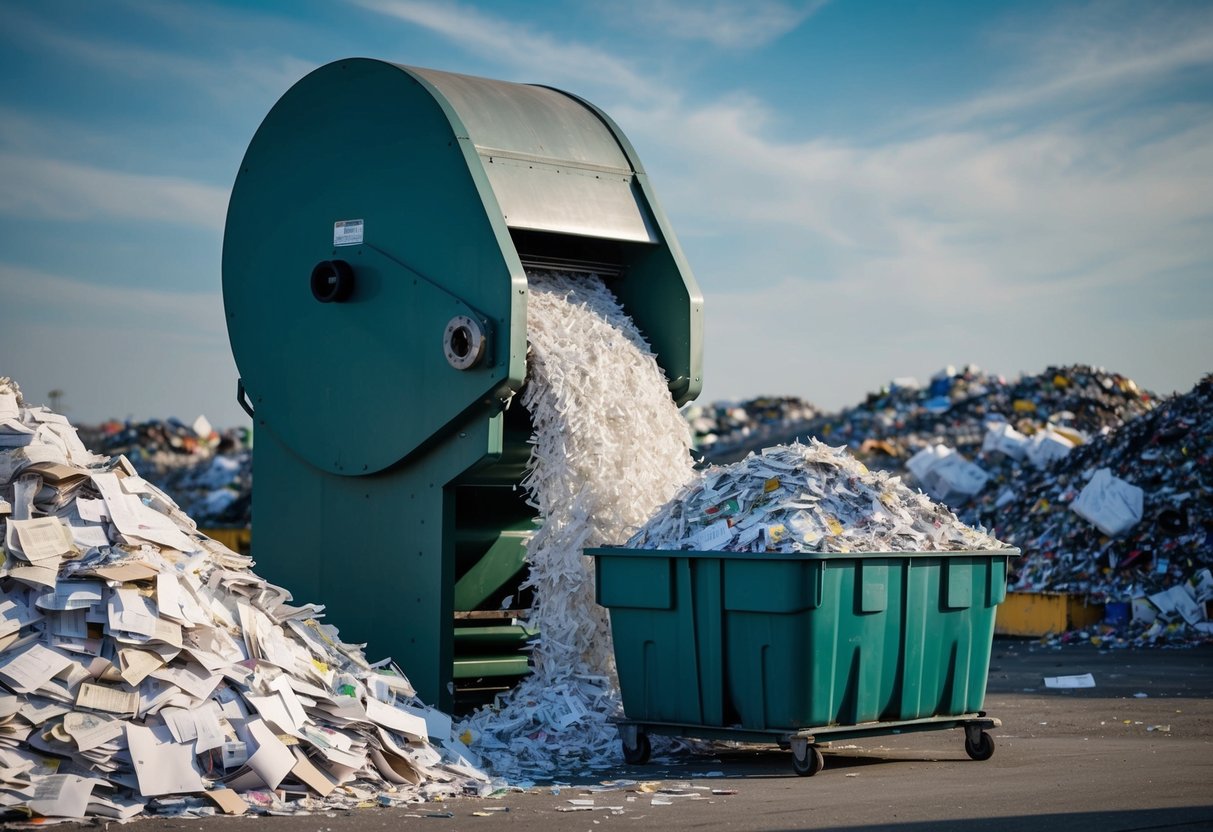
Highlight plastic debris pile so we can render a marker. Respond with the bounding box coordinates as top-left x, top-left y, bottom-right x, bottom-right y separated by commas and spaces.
0, 377, 496, 821
627, 440, 1008, 555
77, 419, 252, 528
457, 271, 696, 782
702, 365, 1156, 479
966, 375, 1213, 644
684, 396, 817, 454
